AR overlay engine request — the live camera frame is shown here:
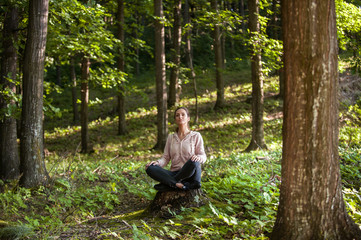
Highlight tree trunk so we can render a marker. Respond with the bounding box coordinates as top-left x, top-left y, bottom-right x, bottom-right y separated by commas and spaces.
0, 6, 20, 180
245, 0, 267, 152
80, 57, 90, 153
146, 189, 207, 218
168, 0, 182, 107
70, 57, 79, 123
117, 0, 127, 135
212, 0, 225, 110
154, 0, 168, 150
270, 0, 361, 239
184, 0, 198, 123
20, 0, 49, 188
